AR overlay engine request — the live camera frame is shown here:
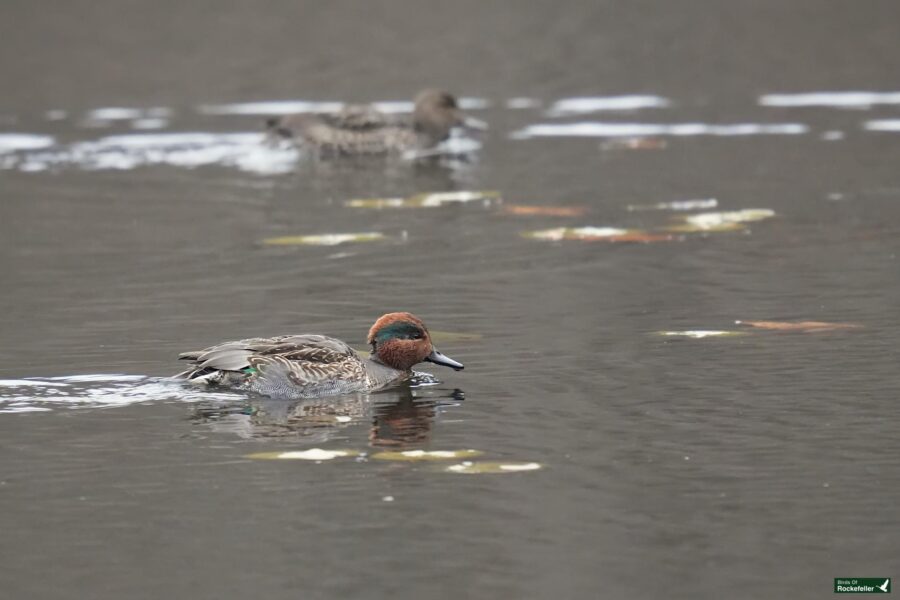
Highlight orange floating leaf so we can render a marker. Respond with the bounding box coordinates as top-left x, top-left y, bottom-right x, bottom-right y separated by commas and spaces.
600, 137, 668, 150
736, 320, 862, 333
665, 222, 746, 233
594, 232, 677, 243
500, 204, 588, 217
